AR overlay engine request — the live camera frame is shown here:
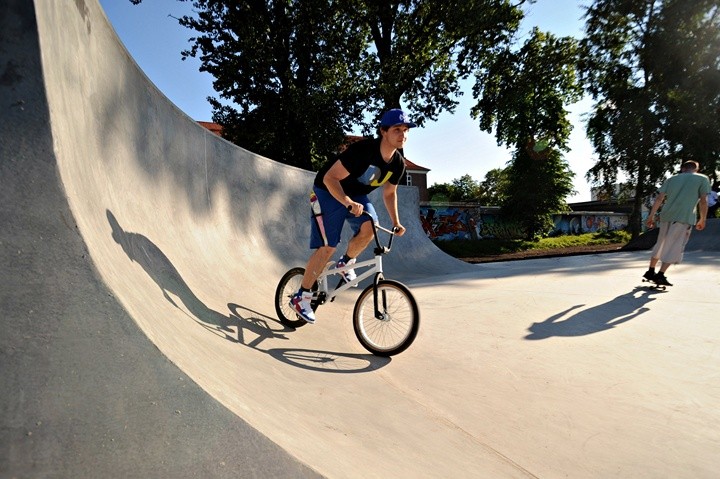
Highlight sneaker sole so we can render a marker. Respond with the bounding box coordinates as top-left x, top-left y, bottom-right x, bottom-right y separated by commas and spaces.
289, 301, 315, 324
